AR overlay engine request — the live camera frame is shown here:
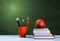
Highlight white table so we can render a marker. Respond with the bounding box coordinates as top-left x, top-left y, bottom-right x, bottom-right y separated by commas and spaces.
0, 35, 60, 41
